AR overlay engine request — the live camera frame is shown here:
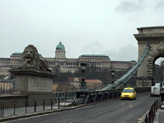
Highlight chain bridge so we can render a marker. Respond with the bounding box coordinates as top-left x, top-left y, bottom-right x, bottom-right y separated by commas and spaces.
55, 26, 164, 105
0, 26, 163, 123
